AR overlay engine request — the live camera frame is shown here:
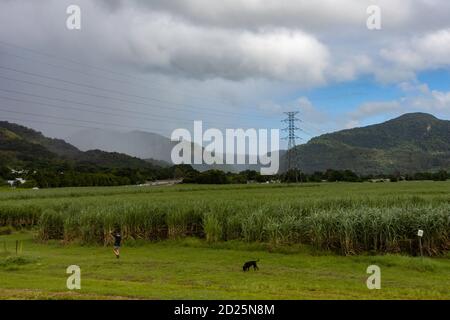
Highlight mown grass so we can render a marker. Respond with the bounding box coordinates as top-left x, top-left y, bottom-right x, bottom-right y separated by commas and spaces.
0, 232, 449, 300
